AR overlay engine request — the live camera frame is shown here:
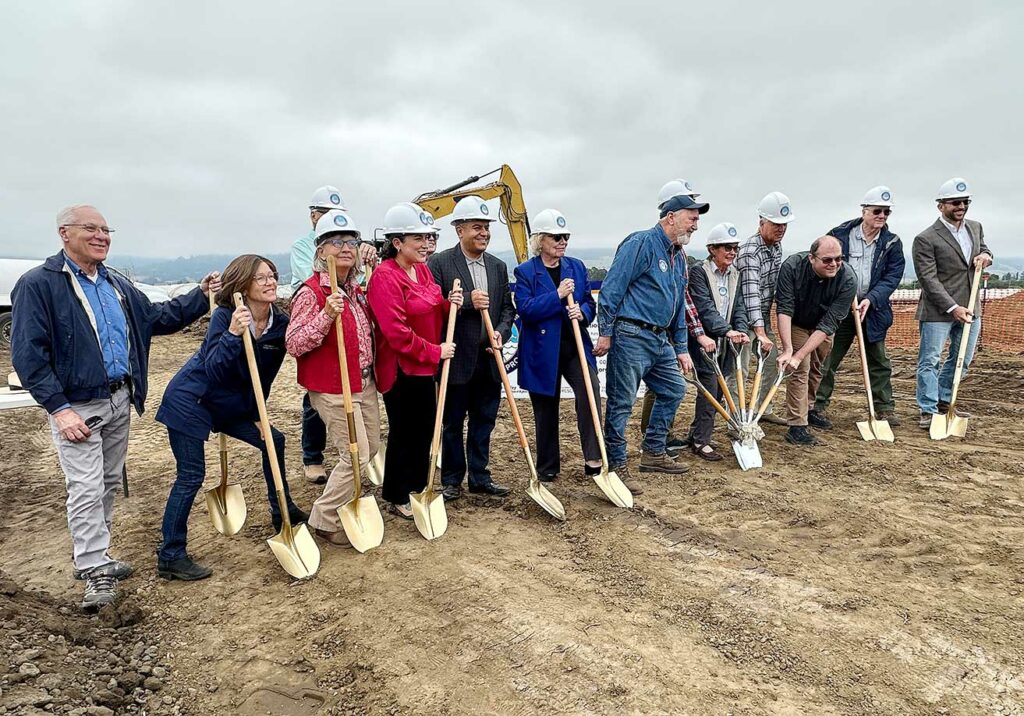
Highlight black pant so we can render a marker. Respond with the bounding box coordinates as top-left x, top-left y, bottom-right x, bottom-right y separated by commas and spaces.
529, 343, 602, 475
301, 392, 326, 465
441, 355, 501, 489
688, 349, 735, 446
381, 370, 436, 505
